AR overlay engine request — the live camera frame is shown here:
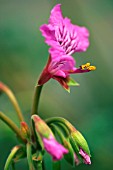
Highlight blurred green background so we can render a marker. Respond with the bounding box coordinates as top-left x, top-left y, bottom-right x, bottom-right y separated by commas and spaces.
0, 0, 113, 169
